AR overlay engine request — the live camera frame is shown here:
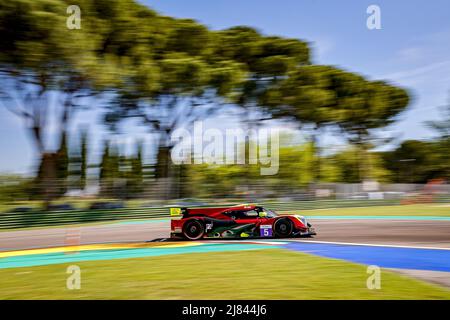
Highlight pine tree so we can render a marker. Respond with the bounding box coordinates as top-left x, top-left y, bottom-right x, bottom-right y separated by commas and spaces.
130, 141, 144, 196
56, 132, 69, 196
99, 141, 110, 181
80, 129, 88, 190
